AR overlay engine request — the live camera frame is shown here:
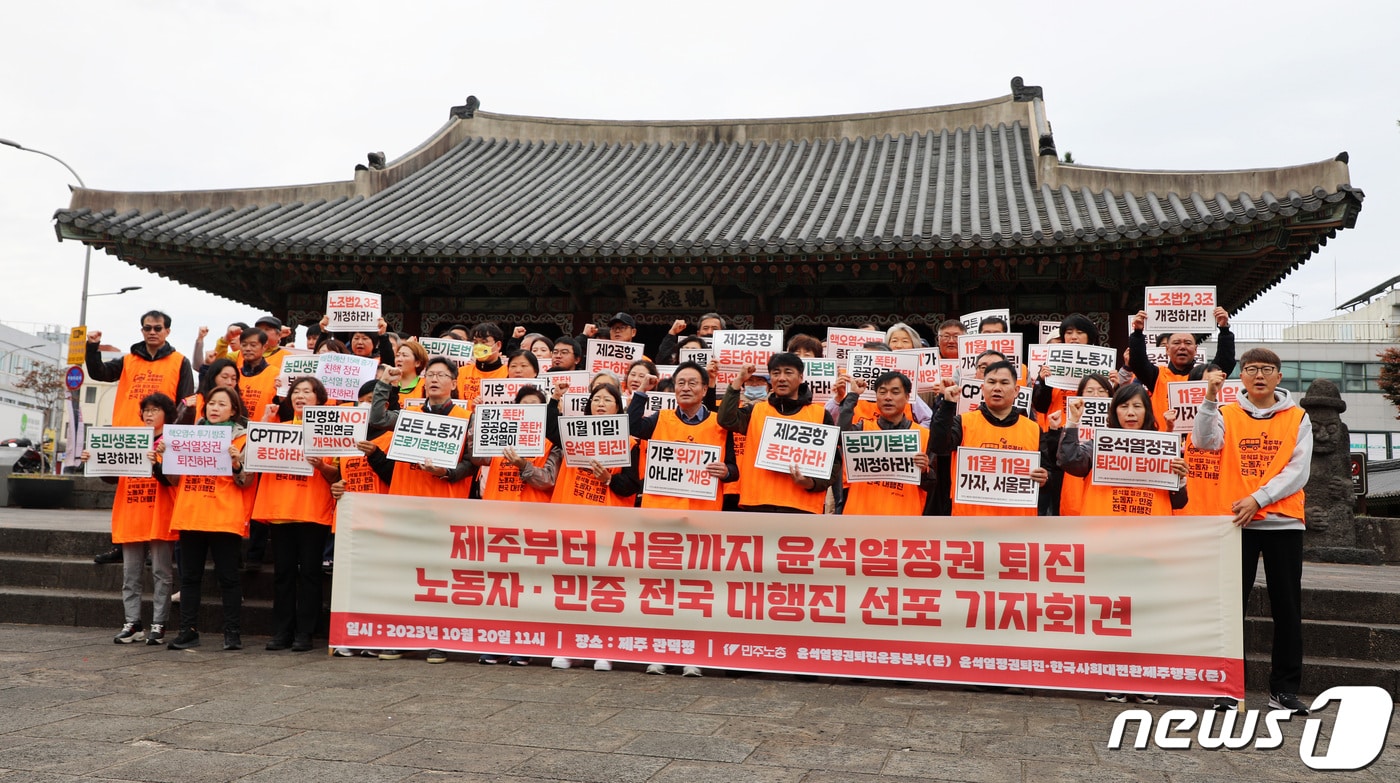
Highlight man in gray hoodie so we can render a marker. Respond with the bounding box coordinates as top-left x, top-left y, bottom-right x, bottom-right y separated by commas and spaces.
1193, 347, 1312, 715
